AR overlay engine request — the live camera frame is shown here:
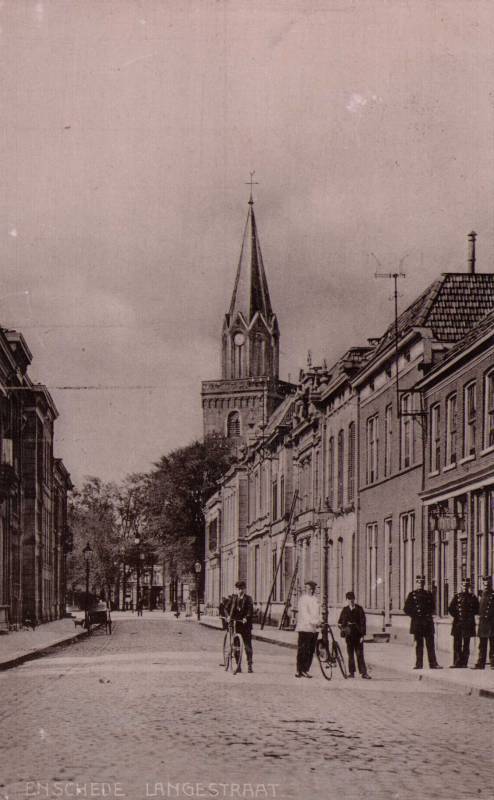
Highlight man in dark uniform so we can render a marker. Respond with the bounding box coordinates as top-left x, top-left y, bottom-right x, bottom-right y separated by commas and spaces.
228, 581, 254, 673
404, 575, 442, 669
474, 576, 494, 670
338, 591, 371, 679
448, 578, 479, 668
